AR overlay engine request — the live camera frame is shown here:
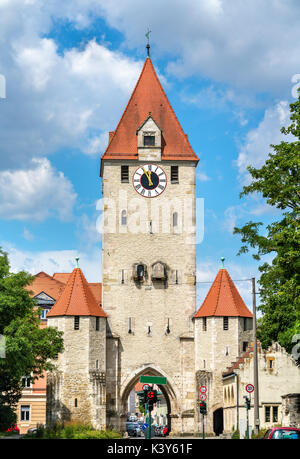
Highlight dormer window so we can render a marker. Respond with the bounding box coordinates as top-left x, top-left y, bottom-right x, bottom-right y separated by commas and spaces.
144, 134, 155, 146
